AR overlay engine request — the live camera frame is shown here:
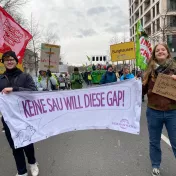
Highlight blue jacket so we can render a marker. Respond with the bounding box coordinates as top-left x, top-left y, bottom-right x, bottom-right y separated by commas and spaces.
100, 71, 117, 84
120, 73, 134, 81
